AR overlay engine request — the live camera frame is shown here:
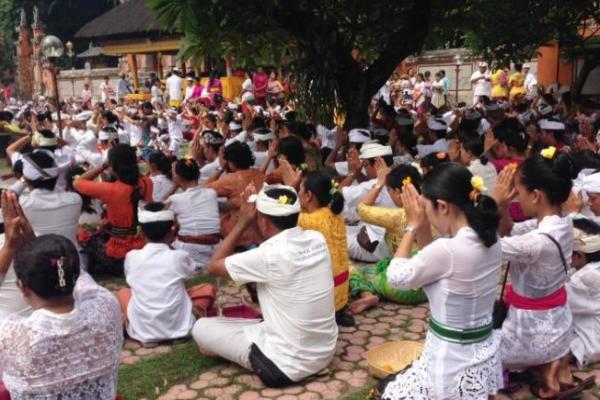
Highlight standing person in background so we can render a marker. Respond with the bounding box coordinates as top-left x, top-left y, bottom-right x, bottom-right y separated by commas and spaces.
2, 82, 12, 102
430, 72, 446, 115
509, 64, 527, 100
81, 83, 92, 107
253, 67, 269, 106
166, 68, 184, 108
206, 70, 223, 102
470, 62, 492, 106
440, 70, 450, 106
524, 63, 538, 97
491, 66, 509, 101
100, 76, 113, 104
116, 74, 132, 103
